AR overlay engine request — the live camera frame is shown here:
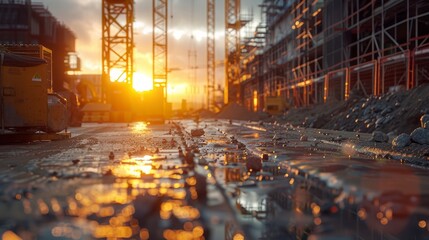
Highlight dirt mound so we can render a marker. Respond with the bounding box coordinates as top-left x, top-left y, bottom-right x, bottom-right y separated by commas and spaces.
216, 103, 269, 121
197, 109, 216, 119
280, 84, 429, 134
